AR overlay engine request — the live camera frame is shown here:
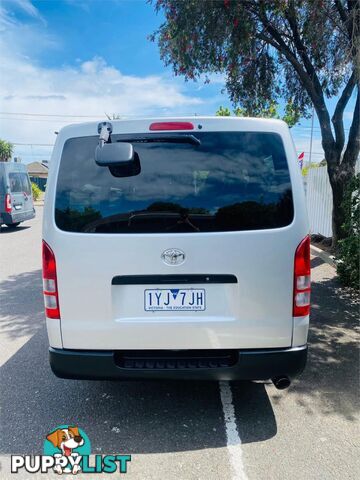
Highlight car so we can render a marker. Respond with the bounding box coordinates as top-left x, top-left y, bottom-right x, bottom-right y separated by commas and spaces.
0, 162, 35, 228
43, 117, 310, 389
